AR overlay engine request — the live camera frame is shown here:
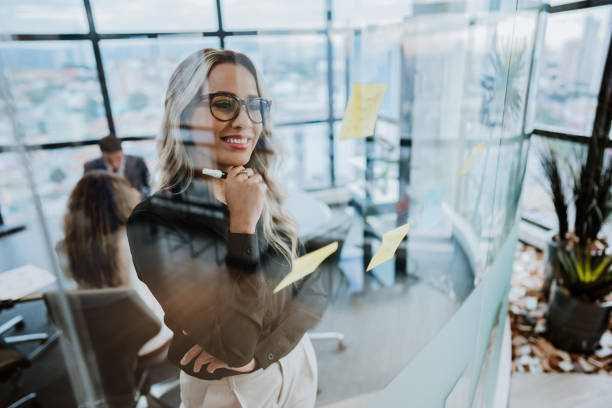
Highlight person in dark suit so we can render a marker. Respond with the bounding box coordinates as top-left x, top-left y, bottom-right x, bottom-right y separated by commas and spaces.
84, 135, 150, 197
